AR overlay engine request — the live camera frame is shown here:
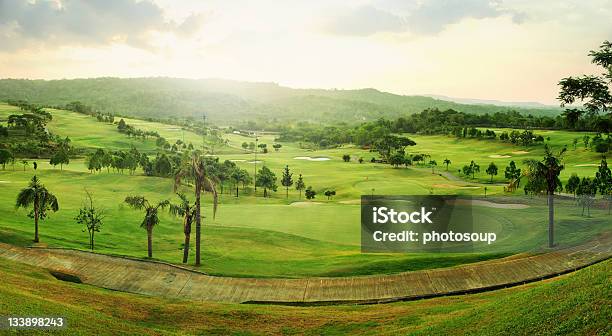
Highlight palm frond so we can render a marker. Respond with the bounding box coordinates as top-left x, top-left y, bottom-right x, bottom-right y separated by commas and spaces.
15, 187, 35, 208
124, 195, 146, 209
